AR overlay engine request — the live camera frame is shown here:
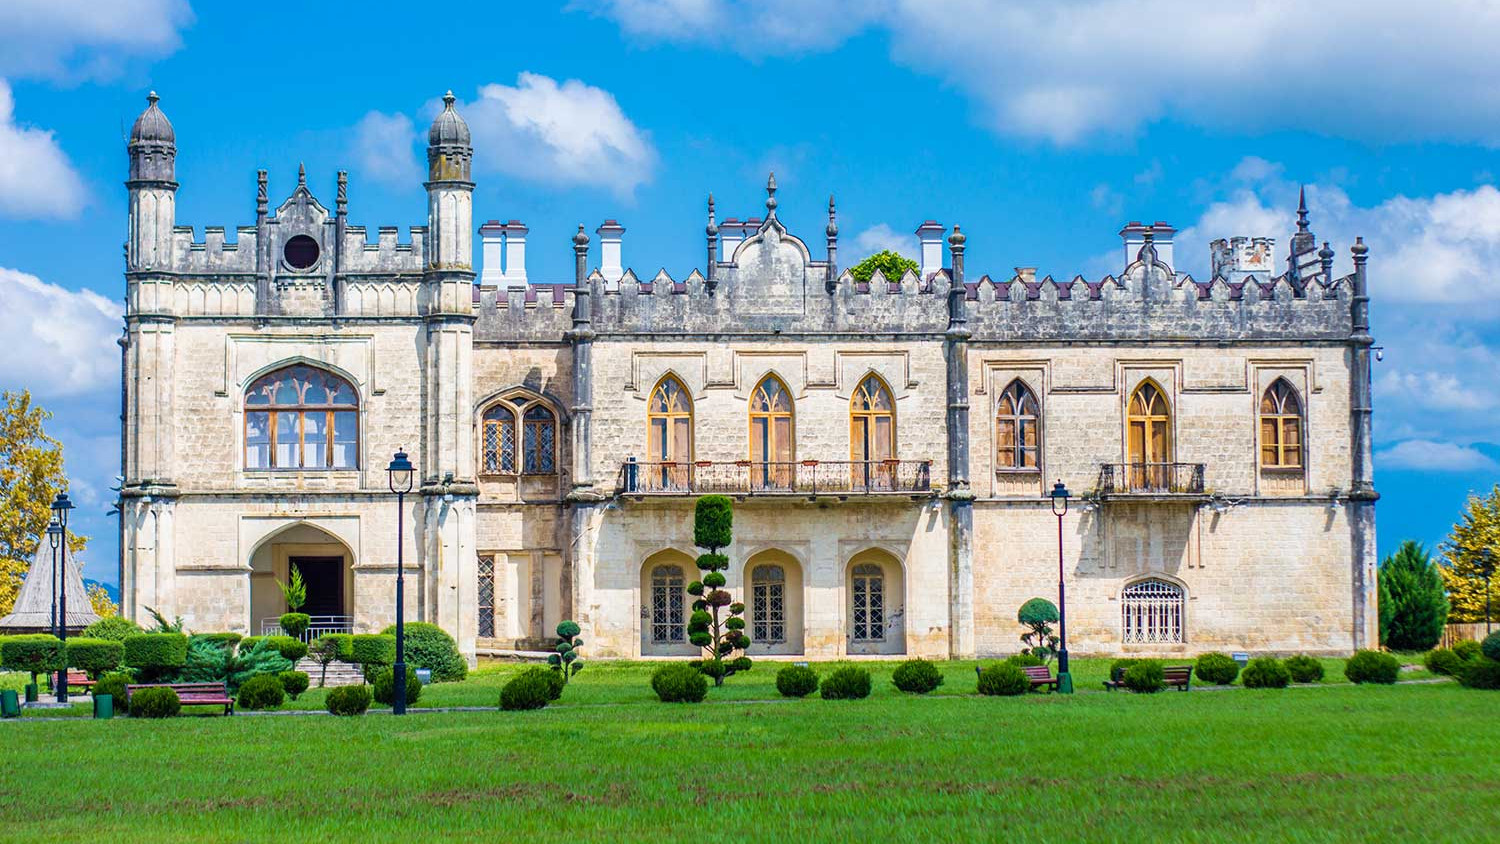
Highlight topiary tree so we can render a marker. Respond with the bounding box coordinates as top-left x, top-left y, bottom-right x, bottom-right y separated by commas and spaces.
849, 250, 919, 284
66, 638, 124, 680
308, 635, 343, 688
1194, 652, 1240, 685
351, 633, 397, 674
237, 674, 285, 710
122, 633, 188, 683
82, 616, 142, 642
379, 621, 467, 682
279, 613, 310, 639
1378, 540, 1449, 651
1016, 598, 1060, 663
1, 634, 63, 687
547, 620, 584, 685
686, 495, 750, 686
278, 671, 310, 700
